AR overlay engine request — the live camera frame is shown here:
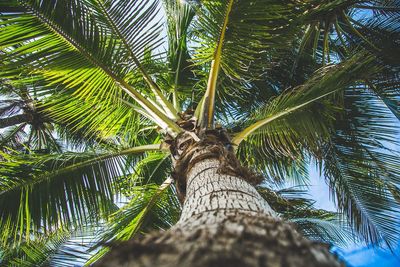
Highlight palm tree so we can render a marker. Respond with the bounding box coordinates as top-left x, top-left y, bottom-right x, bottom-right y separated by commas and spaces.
0, 0, 399, 266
